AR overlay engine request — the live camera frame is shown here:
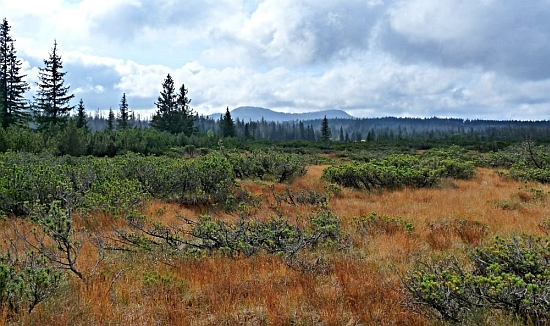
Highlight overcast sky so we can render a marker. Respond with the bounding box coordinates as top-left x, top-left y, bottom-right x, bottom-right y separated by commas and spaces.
3, 0, 550, 120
